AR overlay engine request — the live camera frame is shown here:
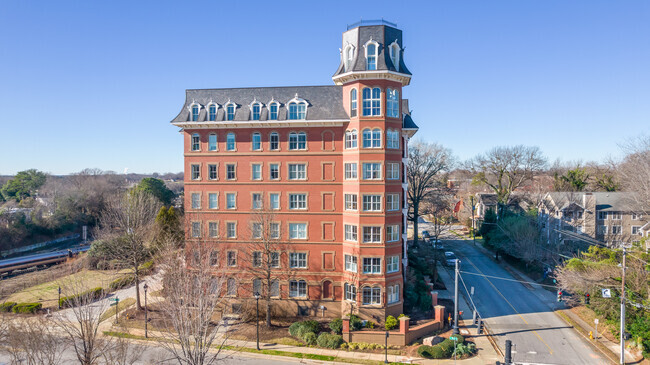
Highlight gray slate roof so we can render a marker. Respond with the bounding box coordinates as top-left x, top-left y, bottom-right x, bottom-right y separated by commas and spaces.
543, 192, 644, 212
171, 86, 348, 123
476, 193, 498, 206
